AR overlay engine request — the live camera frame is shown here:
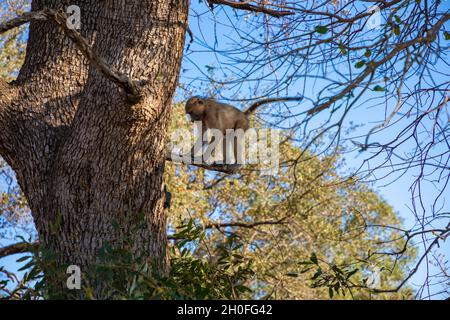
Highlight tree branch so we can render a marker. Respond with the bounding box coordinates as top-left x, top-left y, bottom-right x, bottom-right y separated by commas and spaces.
307, 13, 450, 116
0, 10, 48, 34
168, 218, 287, 240
0, 242, 39, 259
166, 150, 240, 174
208, 0, 294, 18
46, 10, 143, 103
204, 217, 287, 230
244, 96, 303, 115
0, 9, 143, 103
